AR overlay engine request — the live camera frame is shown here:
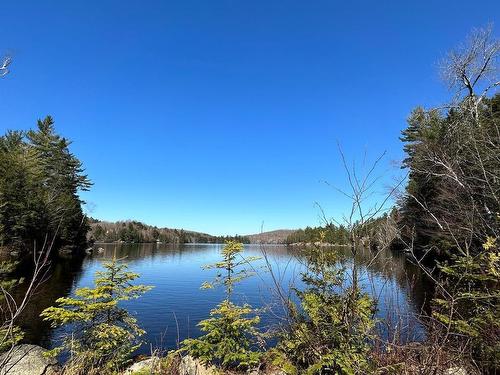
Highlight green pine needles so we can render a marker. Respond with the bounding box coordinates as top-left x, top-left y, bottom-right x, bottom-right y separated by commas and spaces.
41, 258, 152, 374
181, 241, 263, 370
